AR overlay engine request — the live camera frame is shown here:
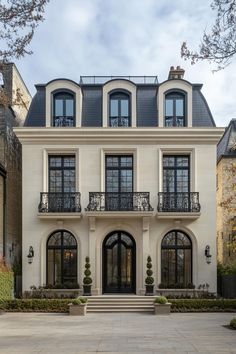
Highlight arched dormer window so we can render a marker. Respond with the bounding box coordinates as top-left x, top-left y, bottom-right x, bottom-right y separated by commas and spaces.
53, 91, 75, 127
109, 91, 131, 127
165, 92, 186, 127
